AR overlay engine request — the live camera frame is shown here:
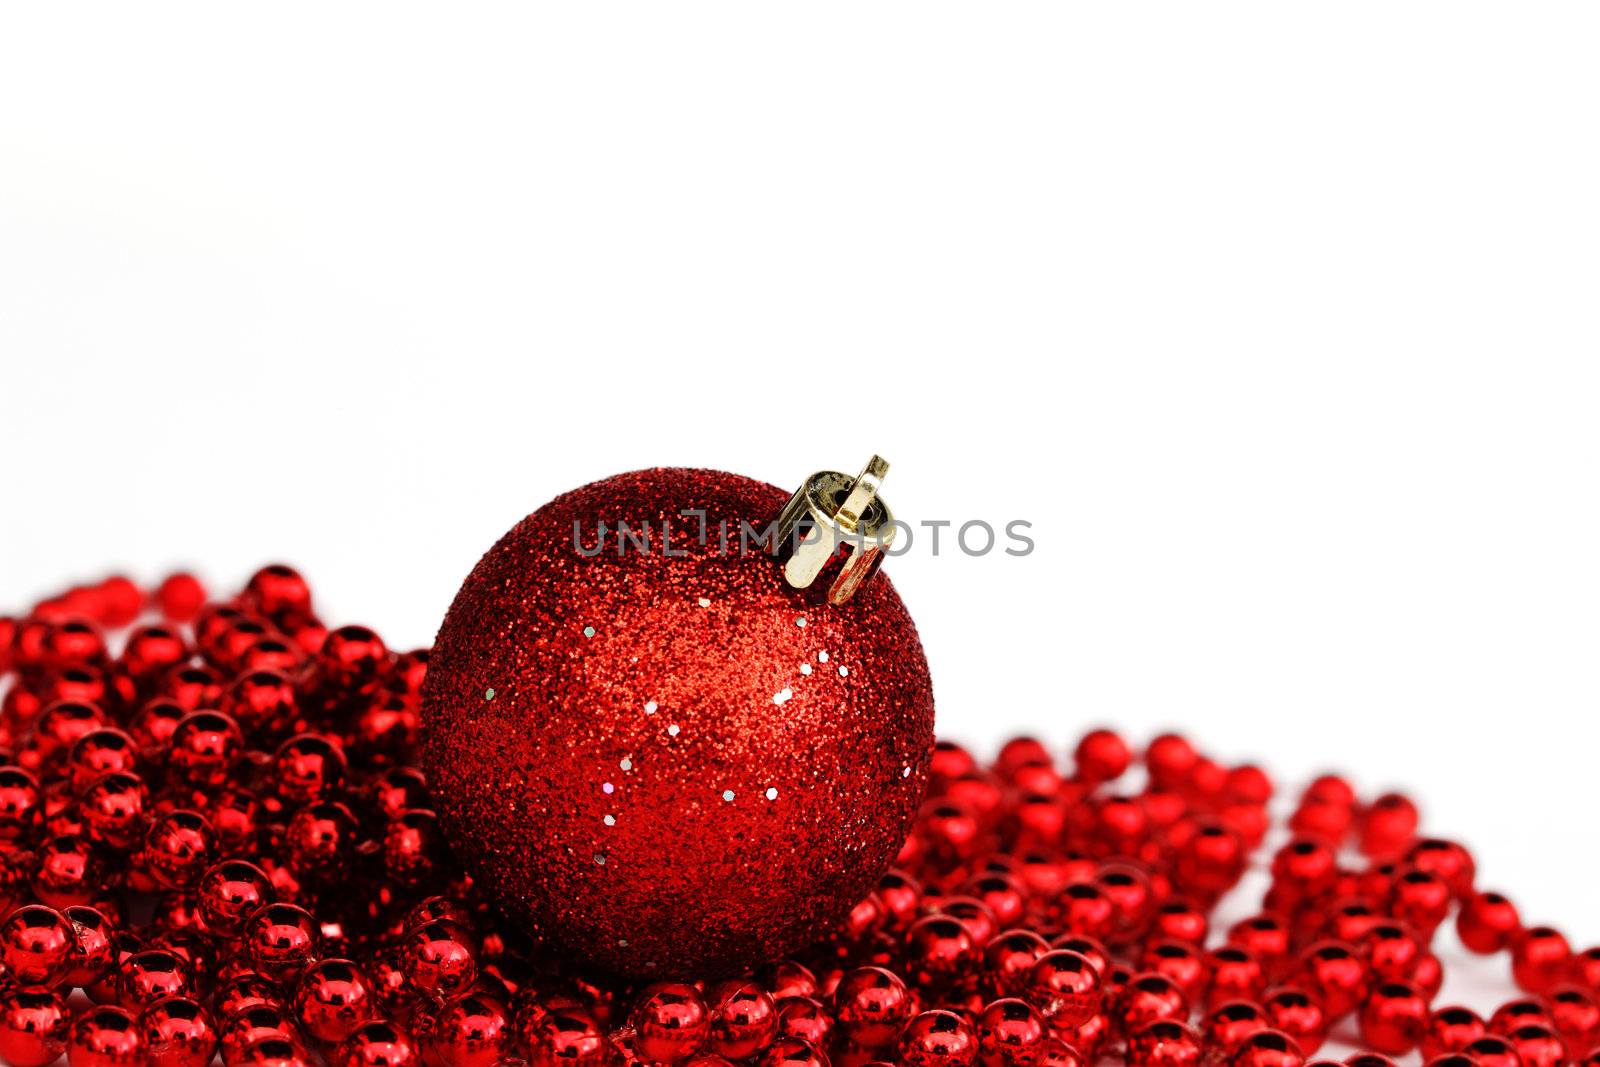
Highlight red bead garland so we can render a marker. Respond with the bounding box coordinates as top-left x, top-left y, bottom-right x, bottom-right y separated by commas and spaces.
0, 567, 1596, 1067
